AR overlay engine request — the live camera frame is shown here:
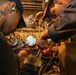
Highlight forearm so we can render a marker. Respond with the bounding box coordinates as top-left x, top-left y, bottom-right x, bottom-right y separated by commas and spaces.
48, 19, 76, 42
47, 6, 76, 42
